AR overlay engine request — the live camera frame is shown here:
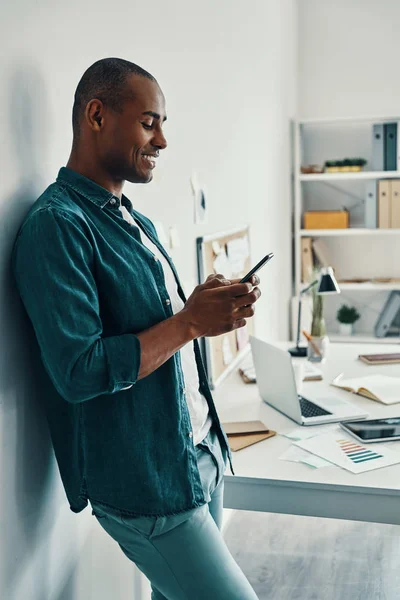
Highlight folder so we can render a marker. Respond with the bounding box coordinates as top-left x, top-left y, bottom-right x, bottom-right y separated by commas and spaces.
364, 181, 377, 228
372, 123, 384, 171
222, 420, 276, 451
374, 291, 400, 337
390, 179, 400, 228
300, 237, 313, 282
397, 122, 400, 171
378, 180, 391, 228
227, 430, 276, 451
384, 123, 397, 171
312, 238, 340, 280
